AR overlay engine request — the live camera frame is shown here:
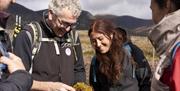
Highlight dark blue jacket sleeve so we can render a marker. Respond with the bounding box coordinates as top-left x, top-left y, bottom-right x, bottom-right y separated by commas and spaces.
0, 70, 32, 91
13, 30, 32, 71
